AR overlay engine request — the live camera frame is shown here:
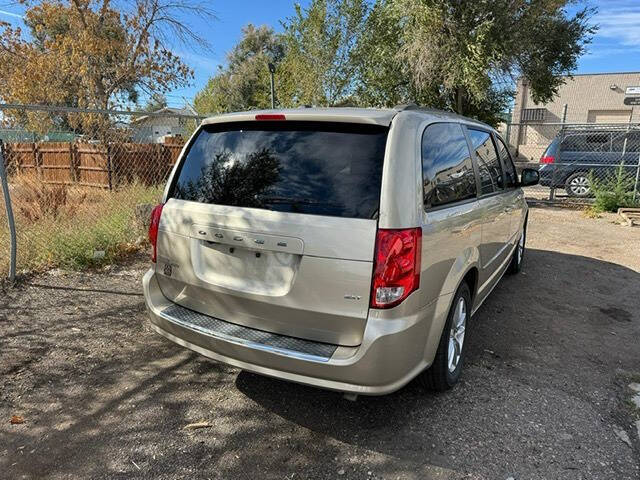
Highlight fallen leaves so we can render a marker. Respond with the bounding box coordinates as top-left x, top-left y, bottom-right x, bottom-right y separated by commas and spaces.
10, 415, 24, 424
